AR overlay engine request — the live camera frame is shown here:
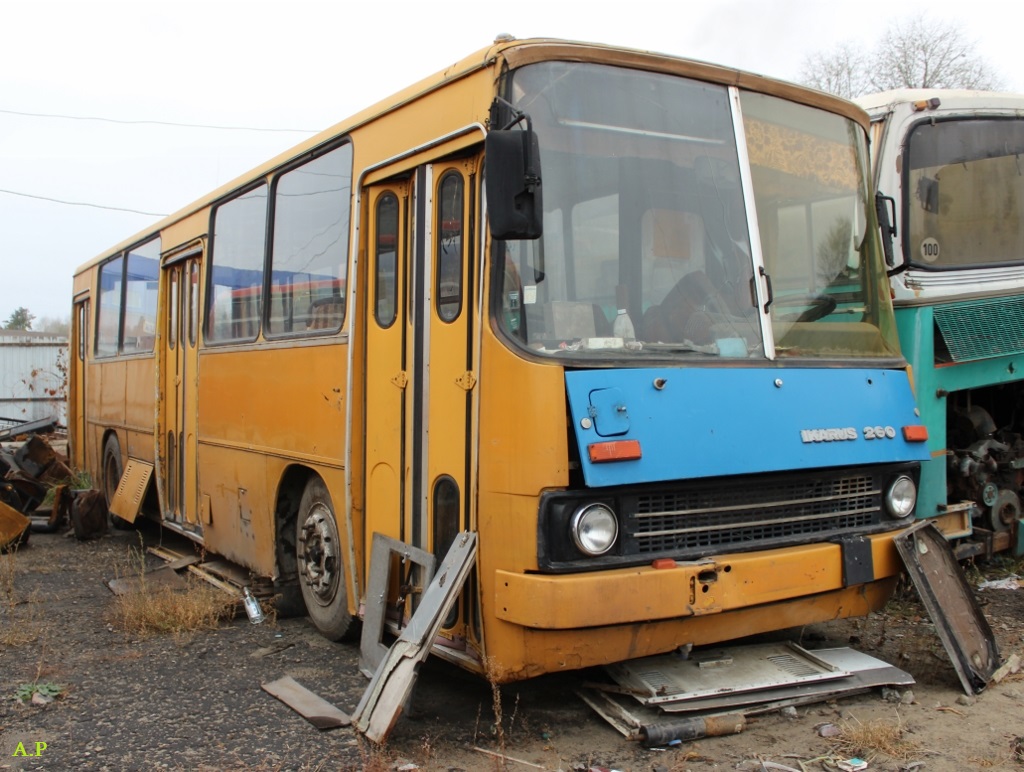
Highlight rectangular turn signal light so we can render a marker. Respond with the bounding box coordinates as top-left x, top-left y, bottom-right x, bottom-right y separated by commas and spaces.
902, 425, 928, 442
588, 439, 642, 463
